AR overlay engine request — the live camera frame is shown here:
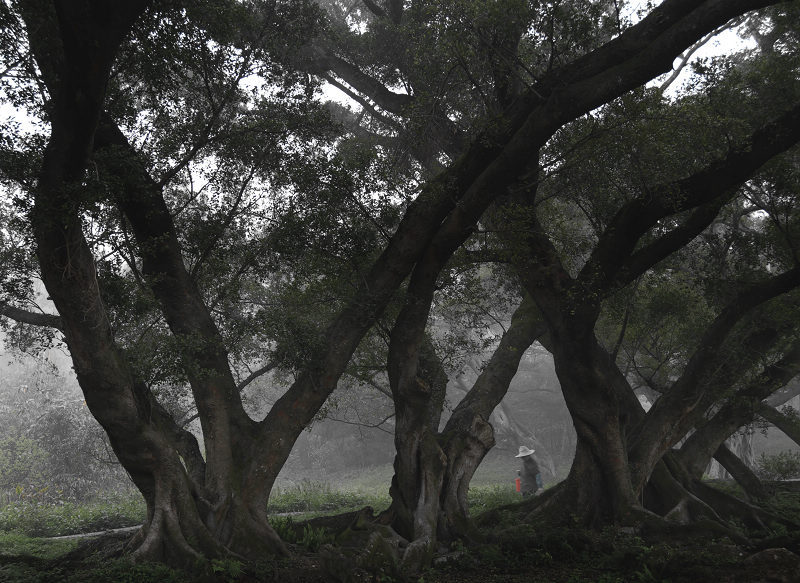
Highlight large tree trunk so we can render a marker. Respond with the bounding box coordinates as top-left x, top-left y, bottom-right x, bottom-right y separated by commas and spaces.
91, 117, 287, 557
545, 325, 645, 525
20, 1, 288, 563
385, 337, 449, 566
436, 413, 496, 541
384, 296, 545, 569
